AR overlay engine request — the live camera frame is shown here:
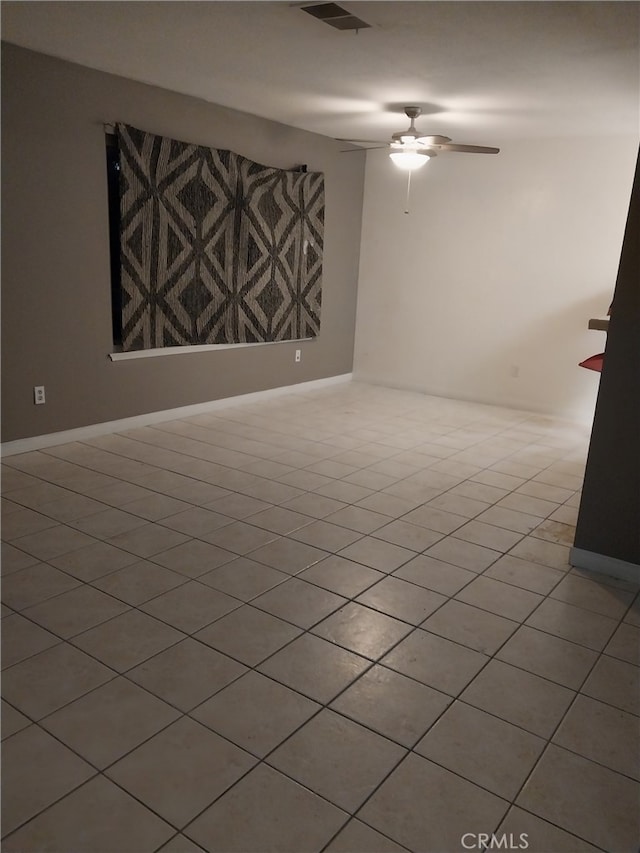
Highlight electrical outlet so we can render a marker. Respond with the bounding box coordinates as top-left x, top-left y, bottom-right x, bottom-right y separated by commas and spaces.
34, 385, 46, 405
295, 349, 301, 363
